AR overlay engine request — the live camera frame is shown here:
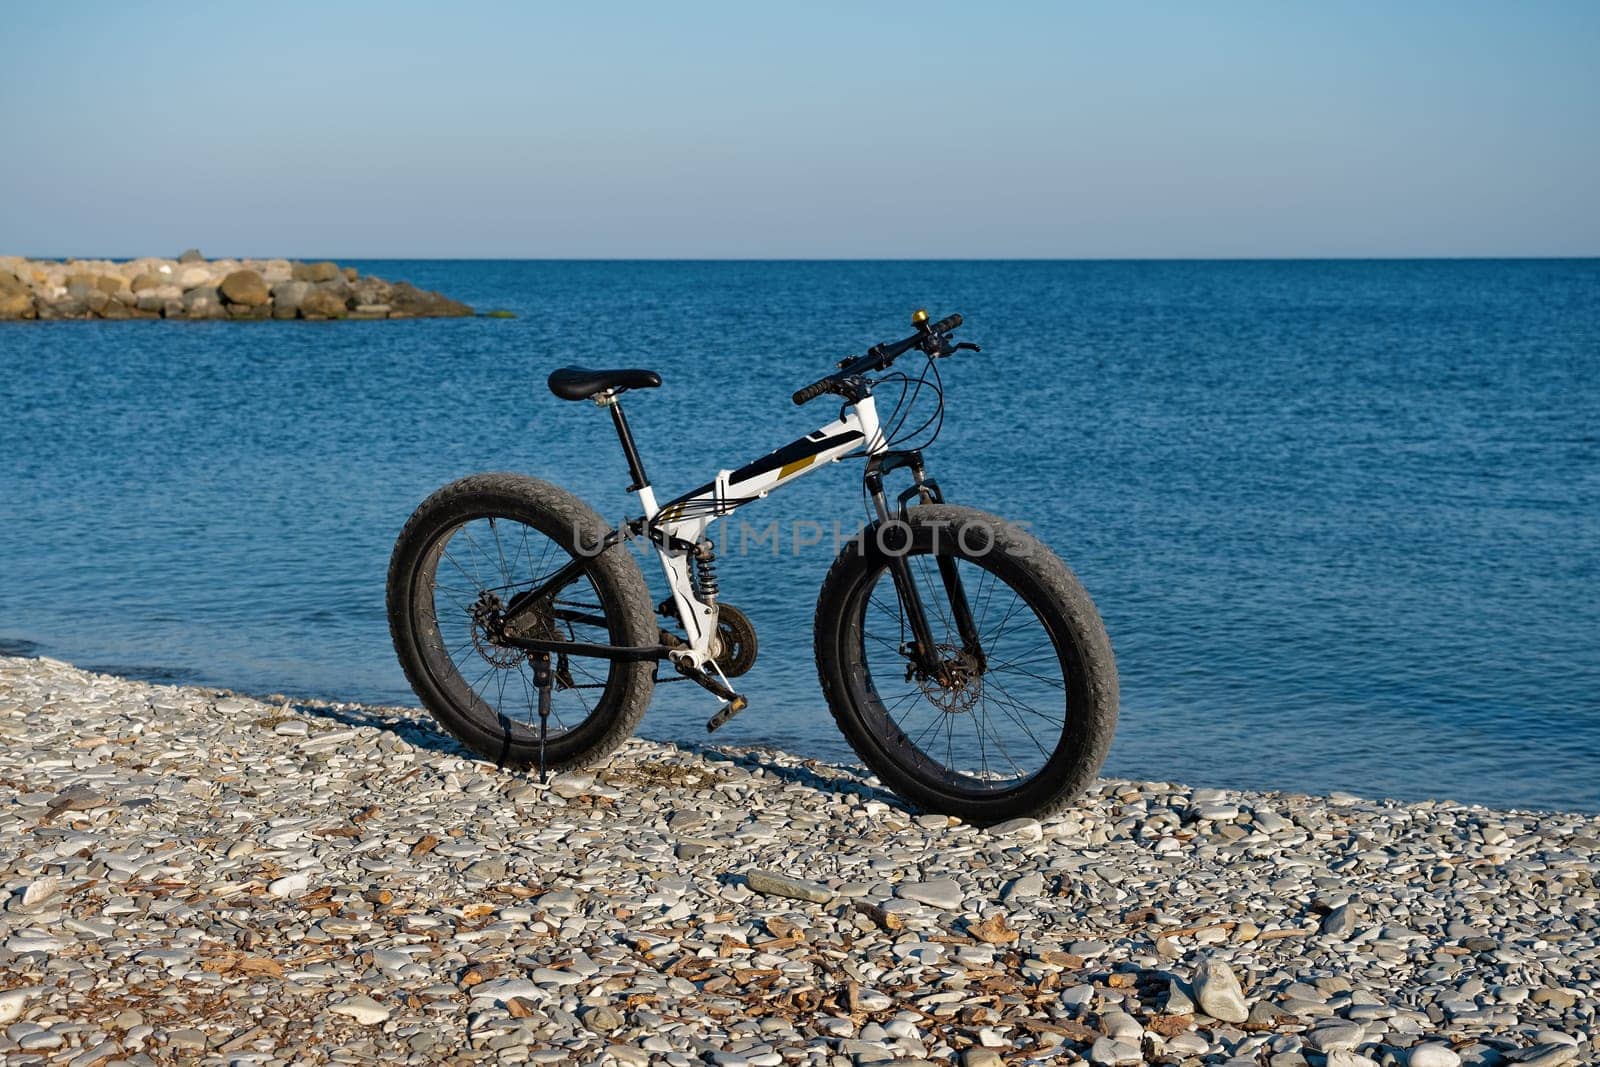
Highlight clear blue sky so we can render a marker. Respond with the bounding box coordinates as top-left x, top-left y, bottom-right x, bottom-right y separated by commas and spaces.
2, 2, 1596, 258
